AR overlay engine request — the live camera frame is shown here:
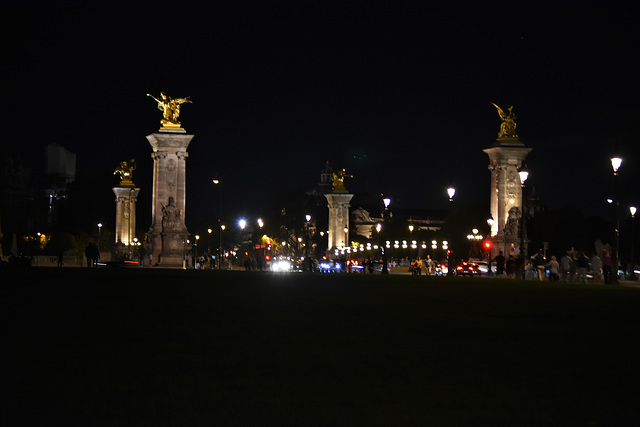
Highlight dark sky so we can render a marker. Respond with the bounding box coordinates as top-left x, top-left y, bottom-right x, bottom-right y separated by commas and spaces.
3, 2, 640, 230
